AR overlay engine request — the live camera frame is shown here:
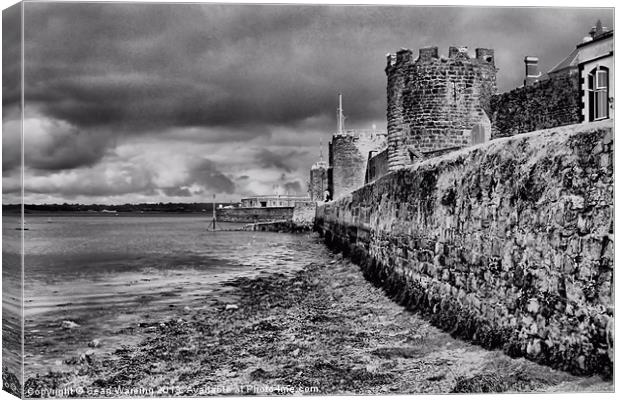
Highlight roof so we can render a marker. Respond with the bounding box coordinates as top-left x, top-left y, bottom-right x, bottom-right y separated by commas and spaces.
577, 28, 614, 48
241, 195, 310, 200
548, 24, 613, 75
548, 47, 580, 75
